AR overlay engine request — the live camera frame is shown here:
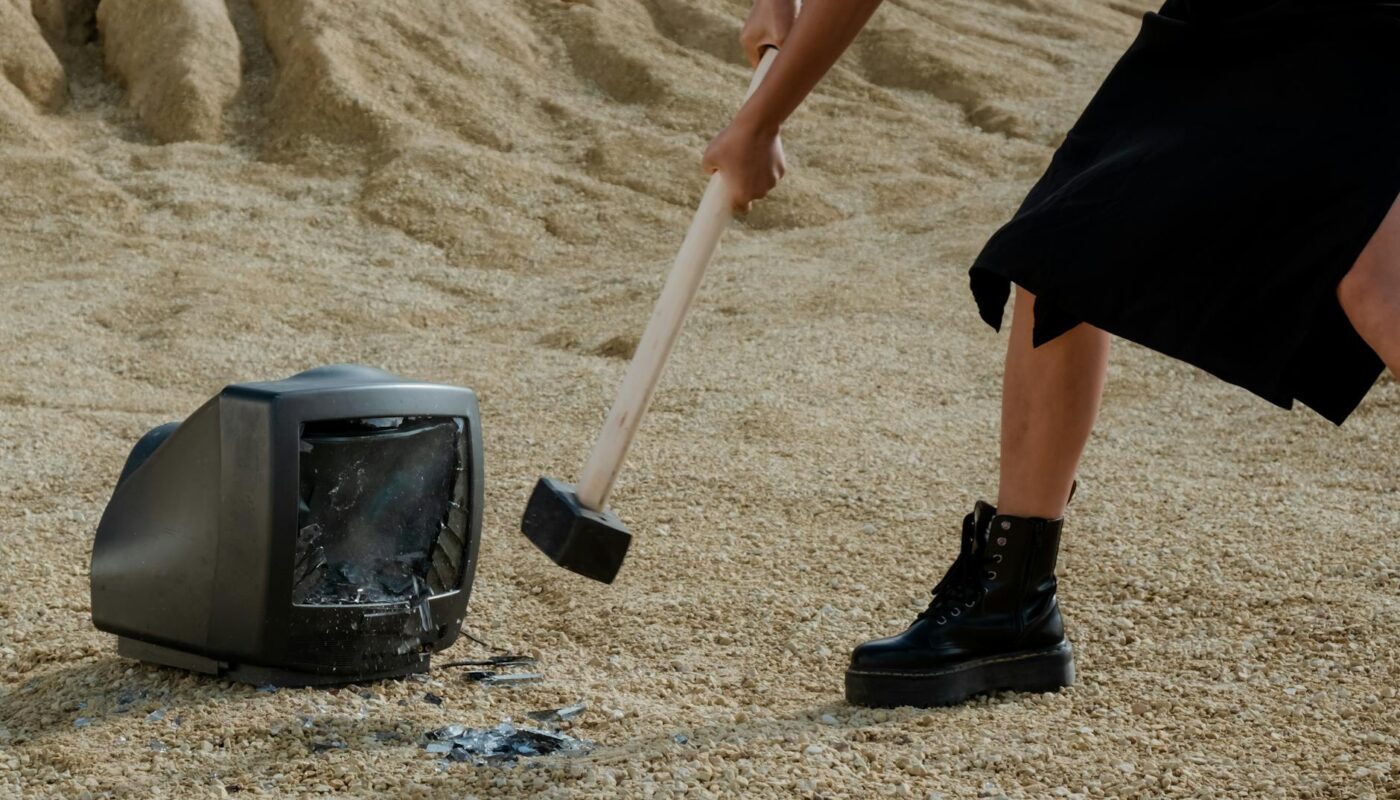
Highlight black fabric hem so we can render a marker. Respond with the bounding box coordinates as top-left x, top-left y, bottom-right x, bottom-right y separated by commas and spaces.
1276, 188, 1396, 424
968, 255, 1386, 426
